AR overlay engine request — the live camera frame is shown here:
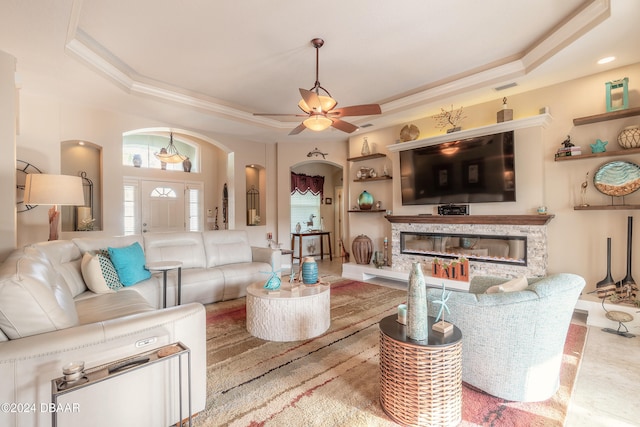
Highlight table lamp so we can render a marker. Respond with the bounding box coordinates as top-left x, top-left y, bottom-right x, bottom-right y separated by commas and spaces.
23, 174, 85, 241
